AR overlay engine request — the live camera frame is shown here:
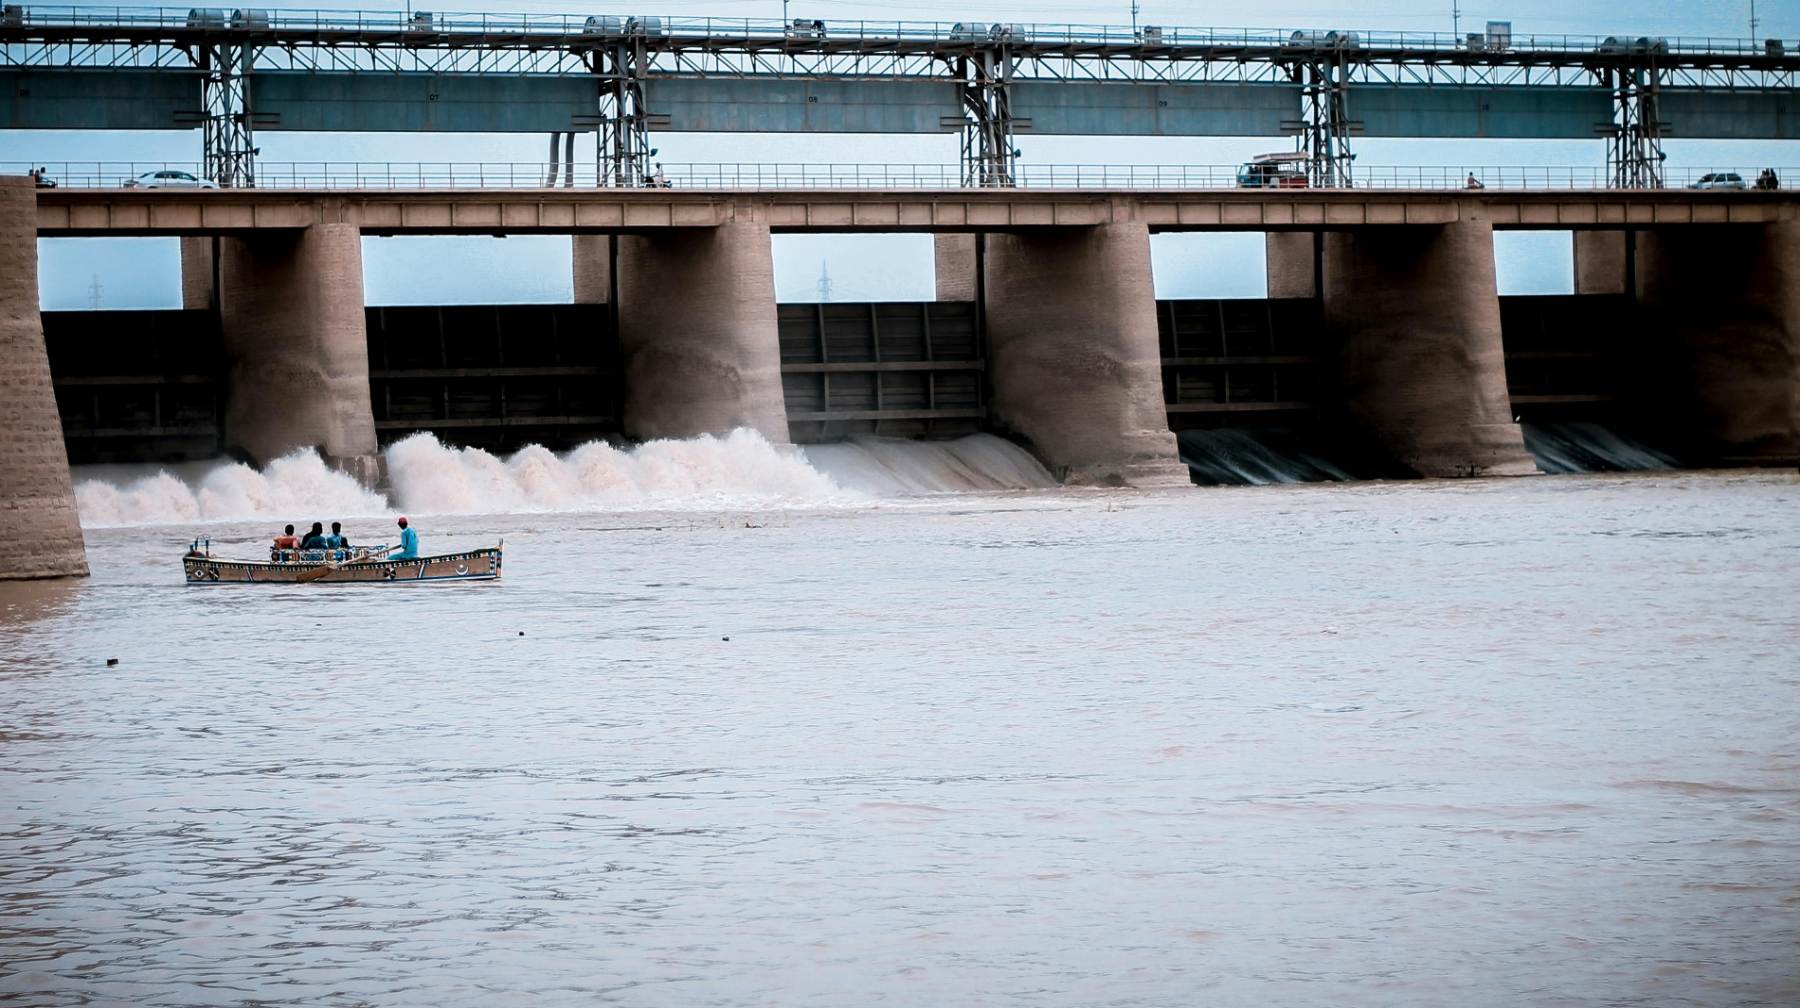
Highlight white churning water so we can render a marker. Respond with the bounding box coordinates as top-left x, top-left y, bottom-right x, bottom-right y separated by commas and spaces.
382, 429, 846, 514
69, 431, 1056, 528
72, 451, 389, 528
